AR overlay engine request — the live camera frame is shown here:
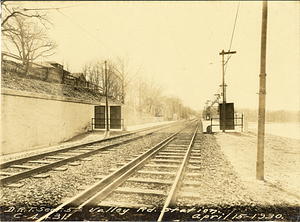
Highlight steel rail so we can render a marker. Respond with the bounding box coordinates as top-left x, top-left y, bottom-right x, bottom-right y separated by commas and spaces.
35, 122, 195, 222
0, 121, 183, 186
1, 132, 134, 169
157, 121, 200, 221
0, 121, 179, 169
